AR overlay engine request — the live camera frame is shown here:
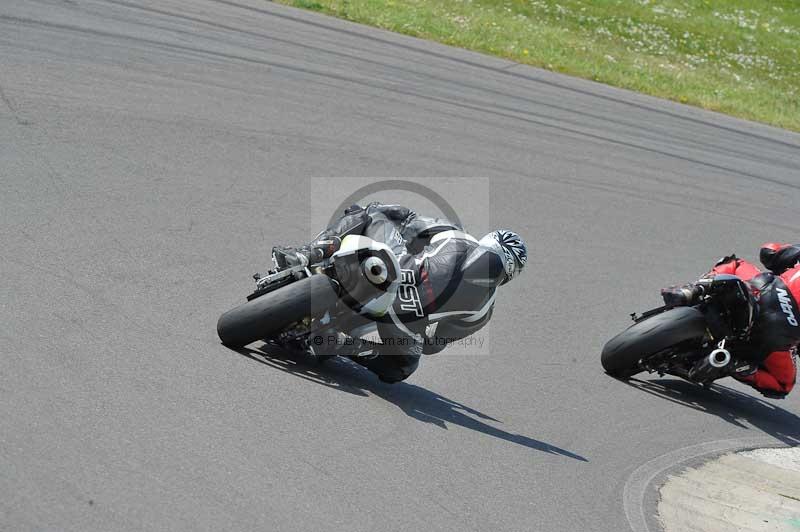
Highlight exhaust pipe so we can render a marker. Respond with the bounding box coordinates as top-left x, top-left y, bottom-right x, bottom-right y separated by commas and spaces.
708, 348, 732, 368
362, 256, 388, 285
